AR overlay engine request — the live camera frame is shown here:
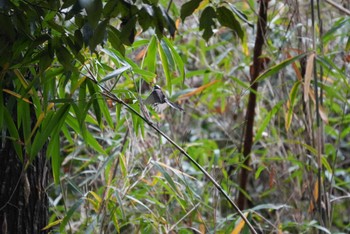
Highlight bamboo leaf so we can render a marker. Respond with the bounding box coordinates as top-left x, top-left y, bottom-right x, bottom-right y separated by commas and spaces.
31, 103, 70, 160
180, 0, 203, 21
256, 52, 308, 83
60, 198, 84, 232
3, 106, 23, 161
304, 52, 315, 102
144, 35, 157, 73
100, 64, 131, 83
255, 101, 283, 141
285, 81, 300, 131
48, 133, 60, 184
153, 161, 183, 198
231, 212, 249, 234
162, 37, 185, 83
158, 39, 171, 90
